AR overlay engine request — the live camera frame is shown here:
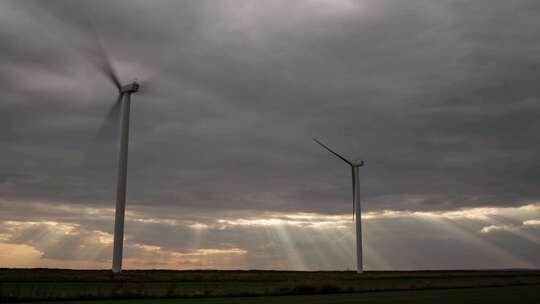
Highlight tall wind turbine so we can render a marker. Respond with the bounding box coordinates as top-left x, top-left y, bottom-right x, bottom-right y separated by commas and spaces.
95, 53, 139, 273
37, 1, 142, 274
313, 138, 365, 274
